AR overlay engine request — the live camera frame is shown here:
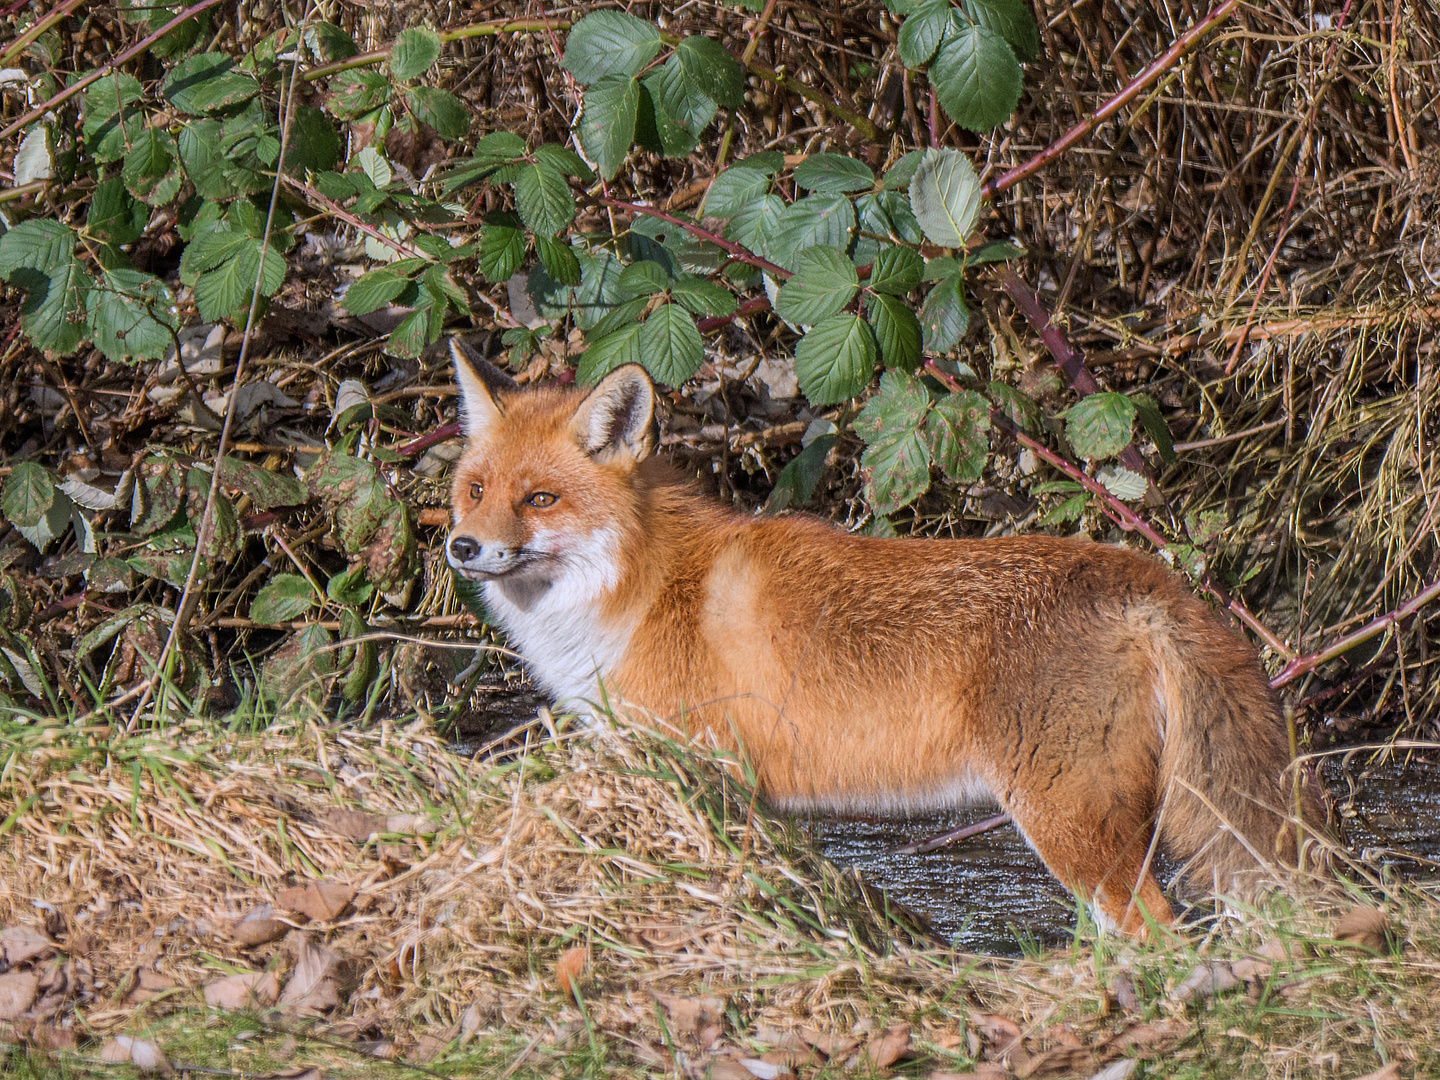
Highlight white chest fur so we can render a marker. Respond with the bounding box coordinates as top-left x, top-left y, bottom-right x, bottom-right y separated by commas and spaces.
480, 527, 634, 709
